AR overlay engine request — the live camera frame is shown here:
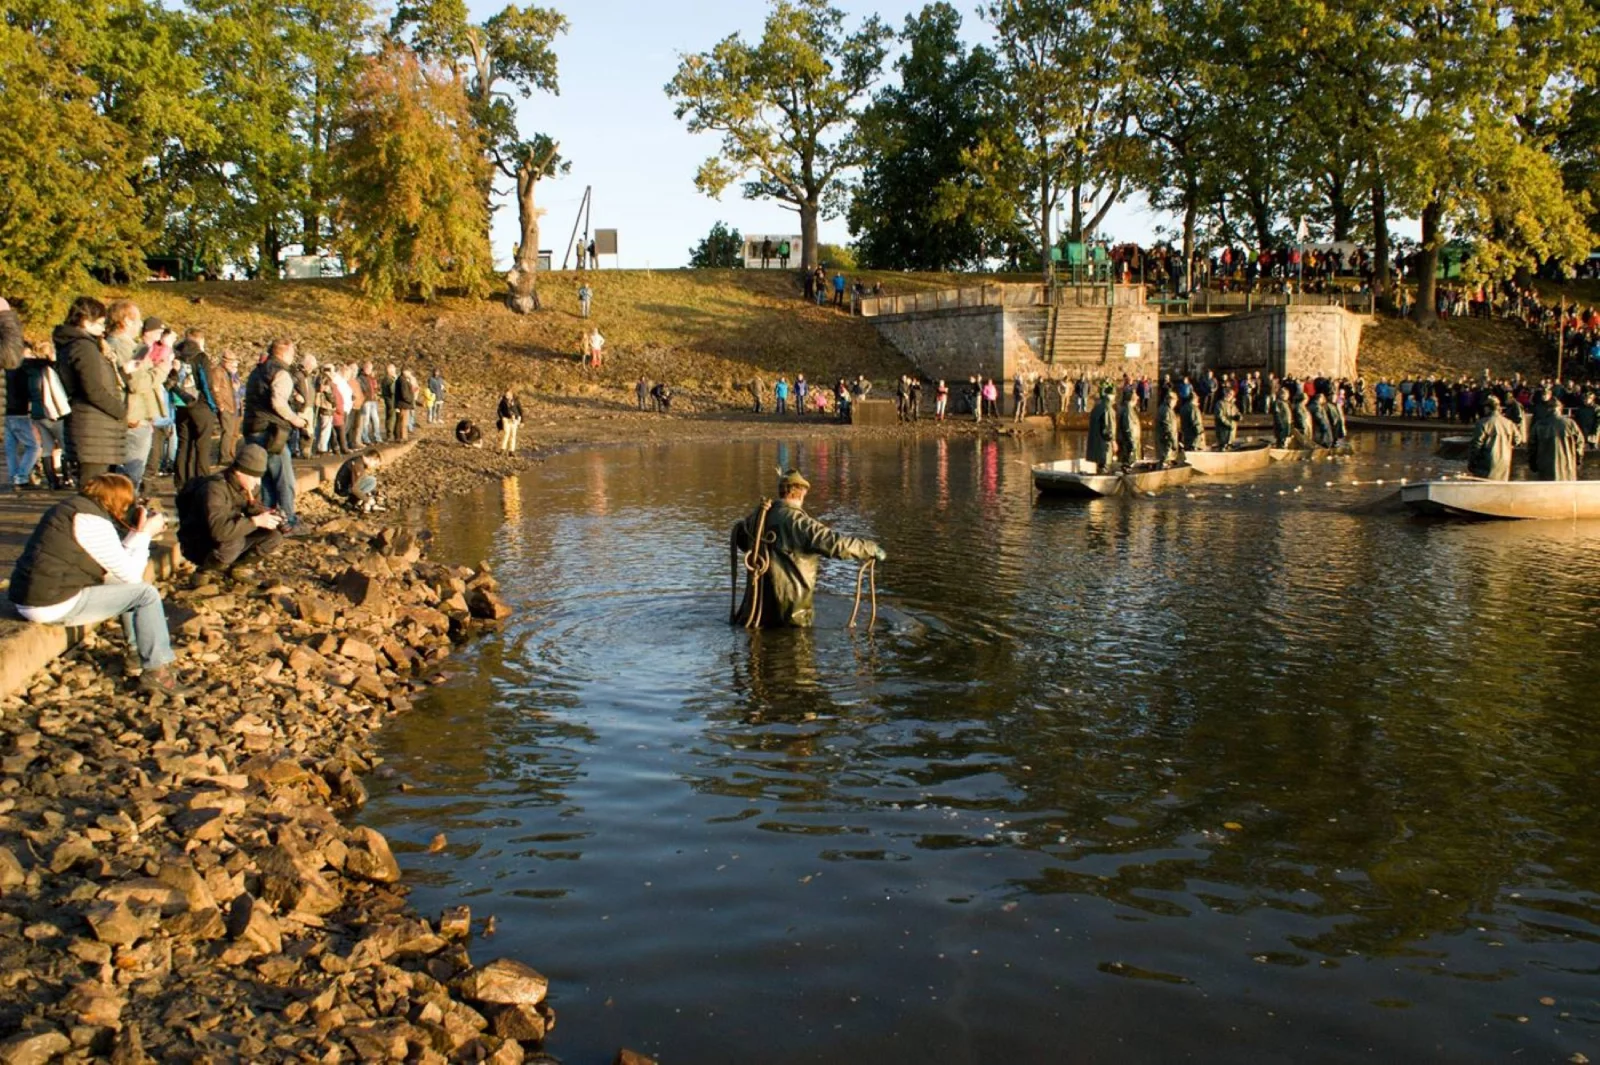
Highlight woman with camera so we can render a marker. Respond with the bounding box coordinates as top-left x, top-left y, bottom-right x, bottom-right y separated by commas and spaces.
7, 472, 185, 695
